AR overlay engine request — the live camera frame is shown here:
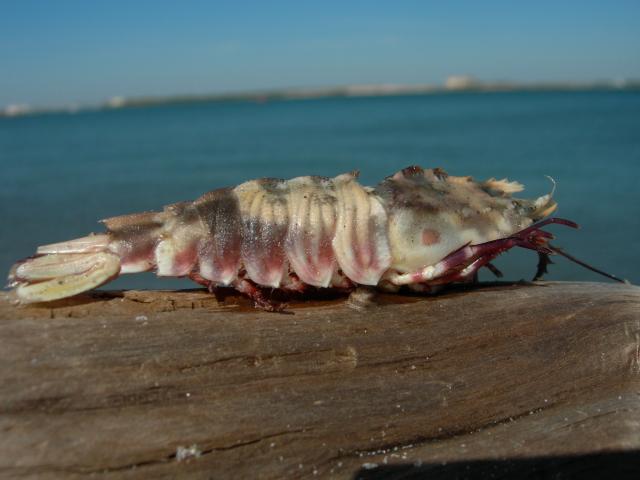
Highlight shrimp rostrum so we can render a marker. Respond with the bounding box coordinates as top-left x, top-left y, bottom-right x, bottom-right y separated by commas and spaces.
8, 166, 624, 310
